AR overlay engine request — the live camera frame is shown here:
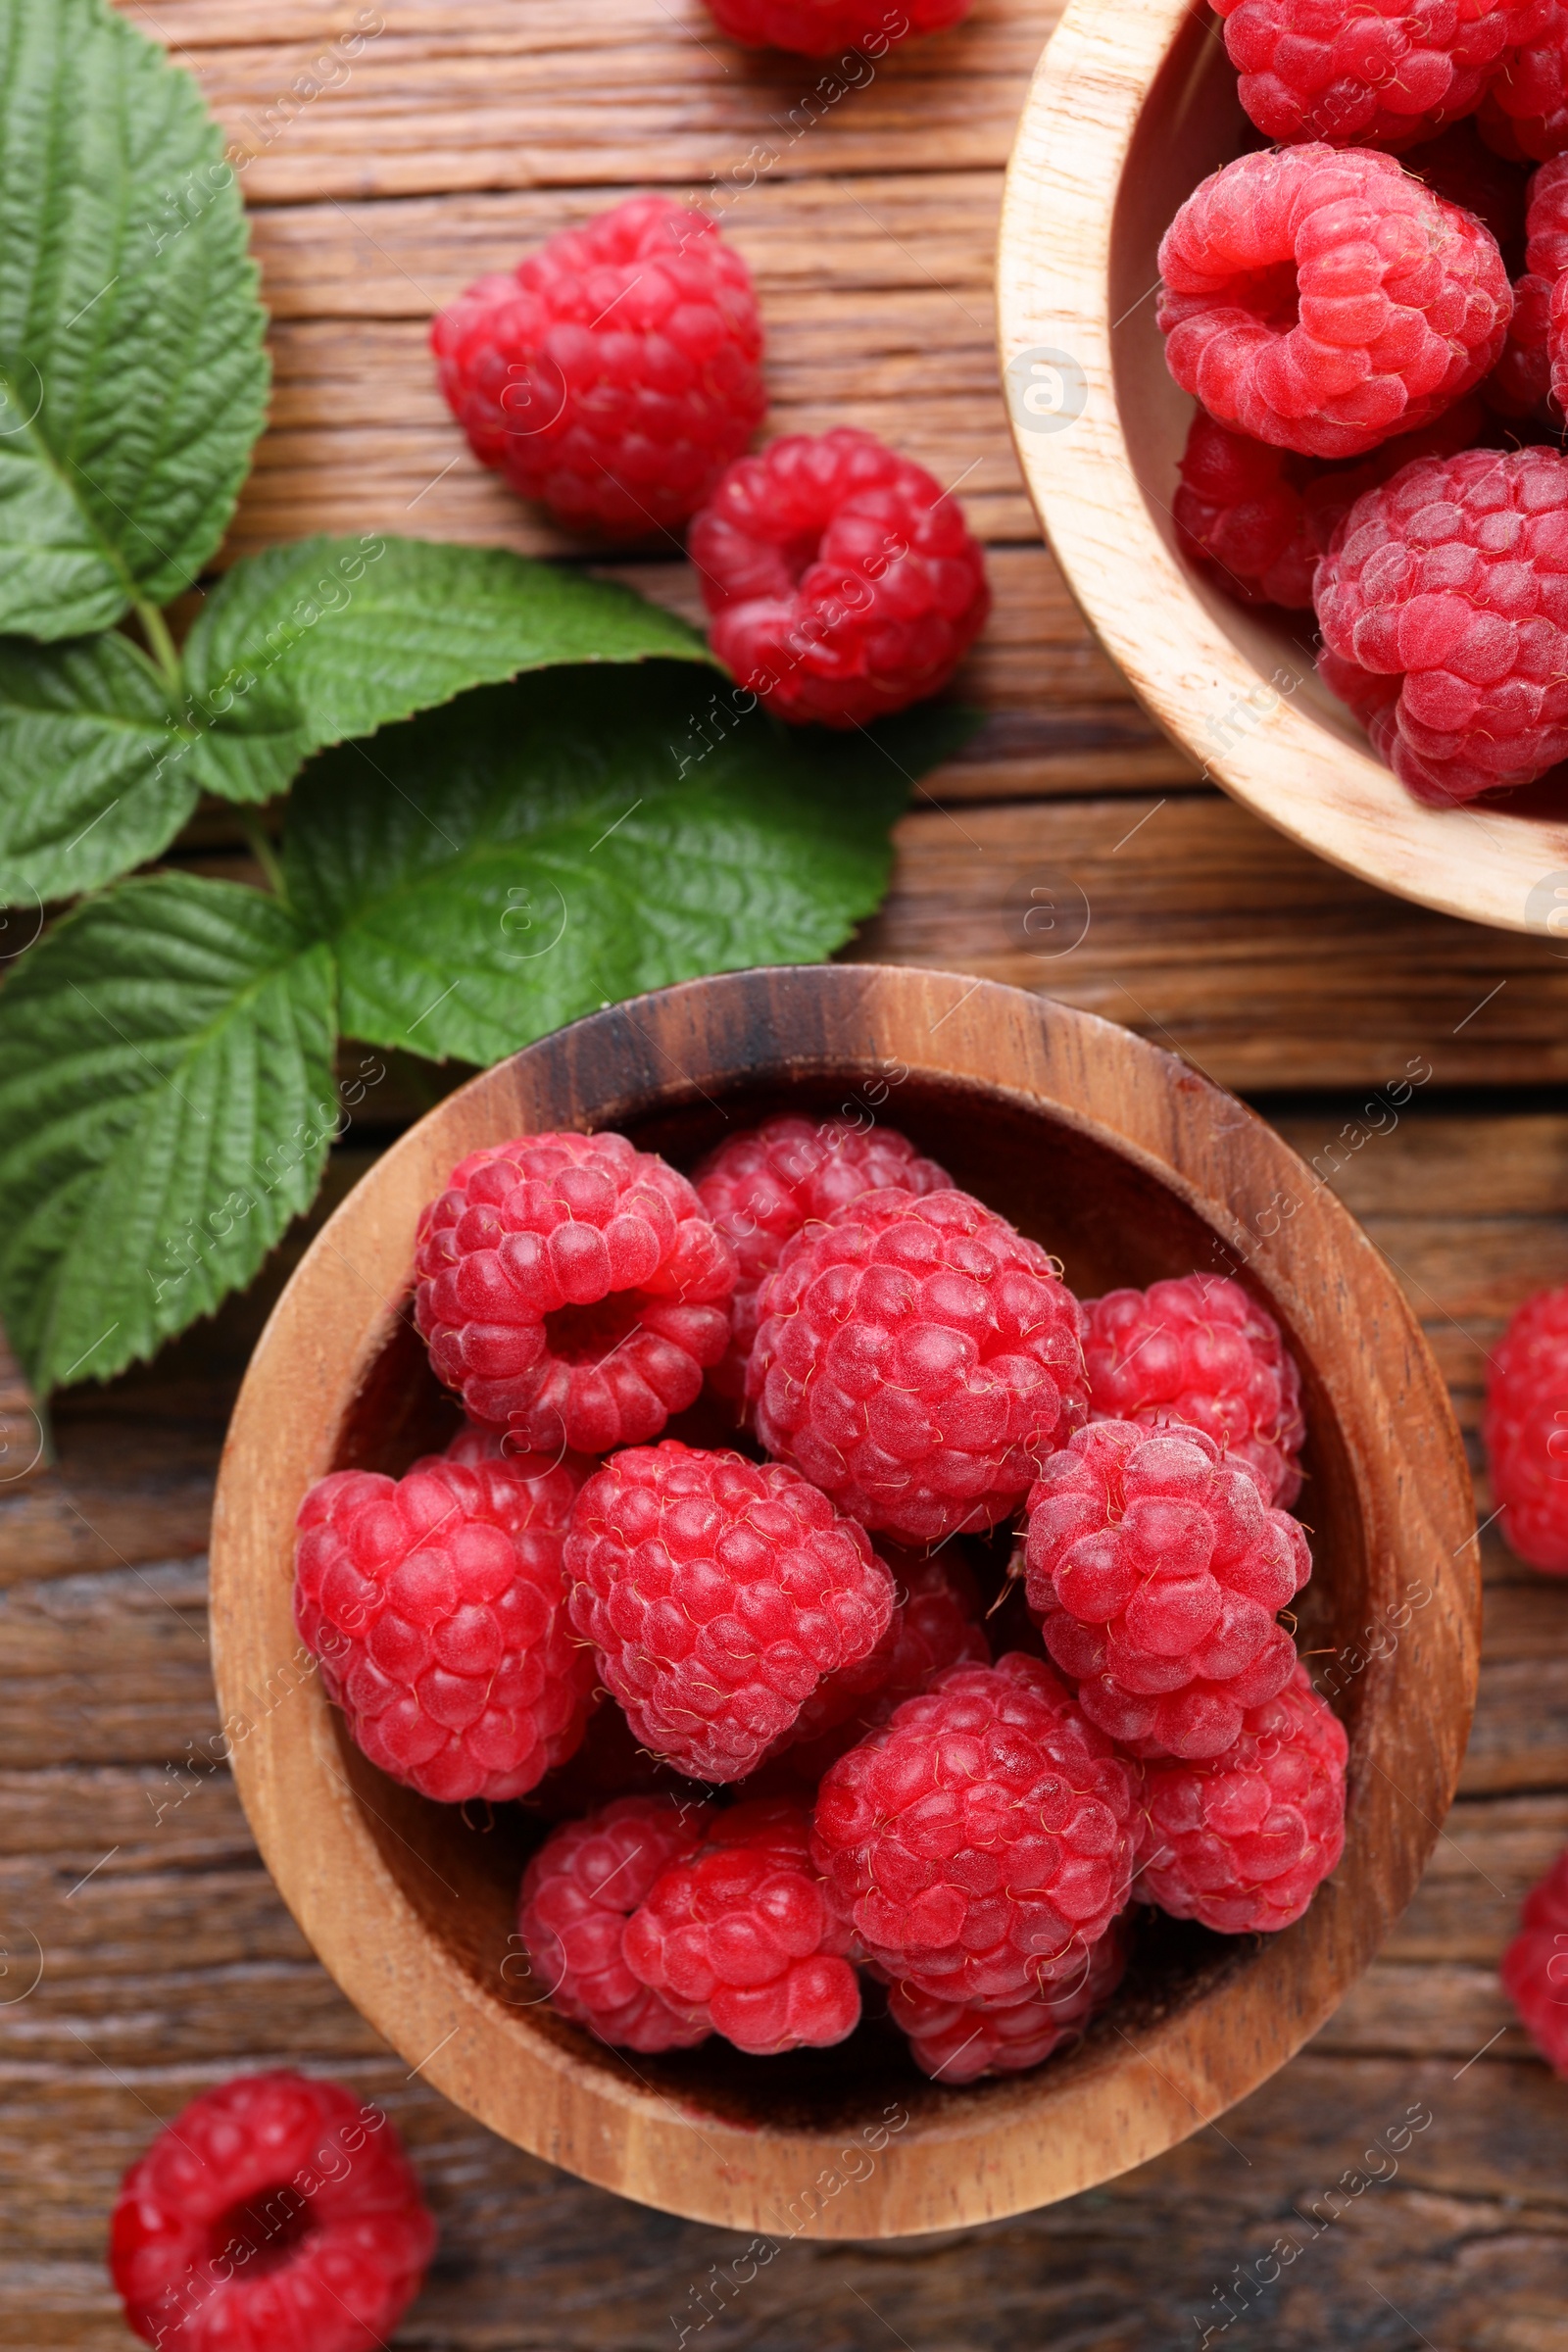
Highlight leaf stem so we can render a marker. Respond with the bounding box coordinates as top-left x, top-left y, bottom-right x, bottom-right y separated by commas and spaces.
238, 810, 287, 899
136, 600, 183, 697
